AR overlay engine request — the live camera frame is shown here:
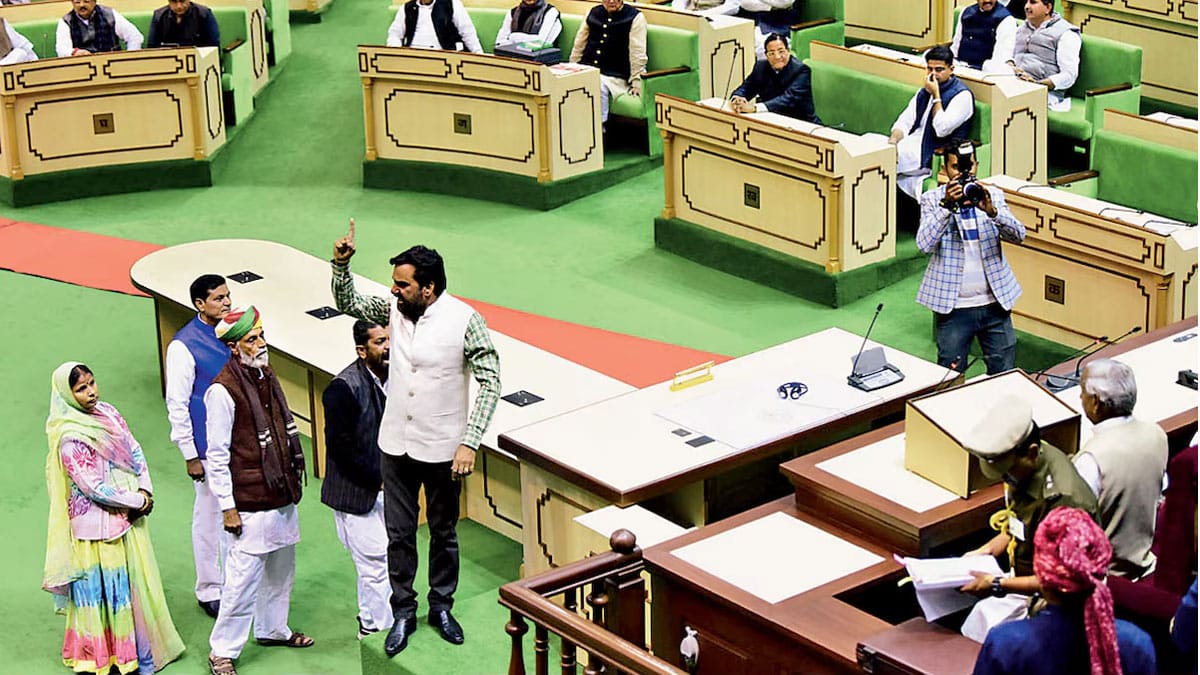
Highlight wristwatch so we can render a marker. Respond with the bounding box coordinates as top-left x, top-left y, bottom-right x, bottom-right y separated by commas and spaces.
990, 576, 1007, 598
